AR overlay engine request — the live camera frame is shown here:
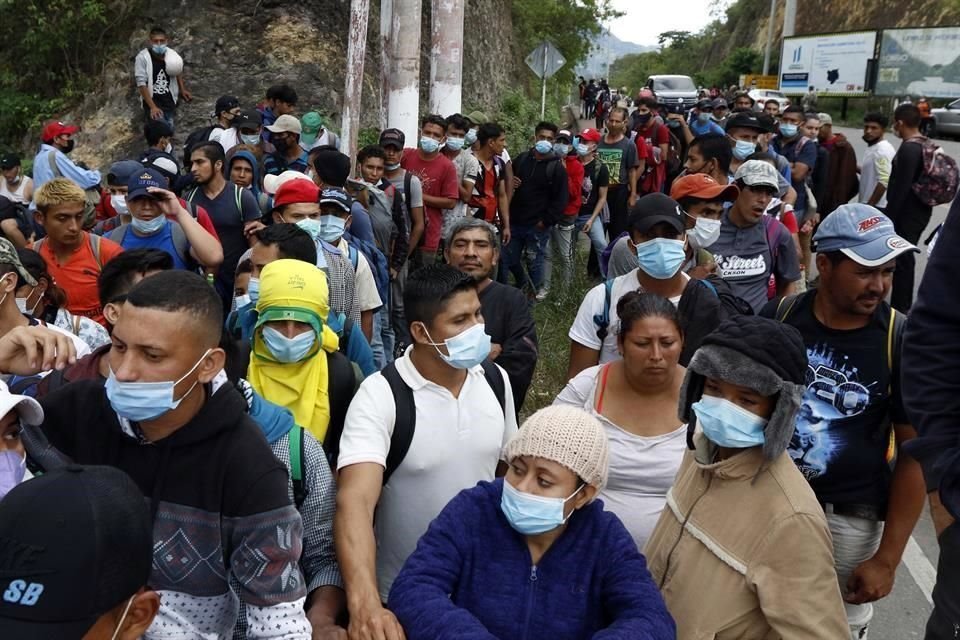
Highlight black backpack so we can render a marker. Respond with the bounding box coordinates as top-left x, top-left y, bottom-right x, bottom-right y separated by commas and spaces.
183, 125, 221, 159
380, 360, 507, 485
